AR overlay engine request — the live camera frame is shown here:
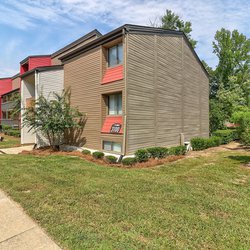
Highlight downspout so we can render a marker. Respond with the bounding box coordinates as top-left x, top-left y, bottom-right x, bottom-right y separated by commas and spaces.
20, 79, 24, 145
122, 27, 128, 156
34, 70, 39, 146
